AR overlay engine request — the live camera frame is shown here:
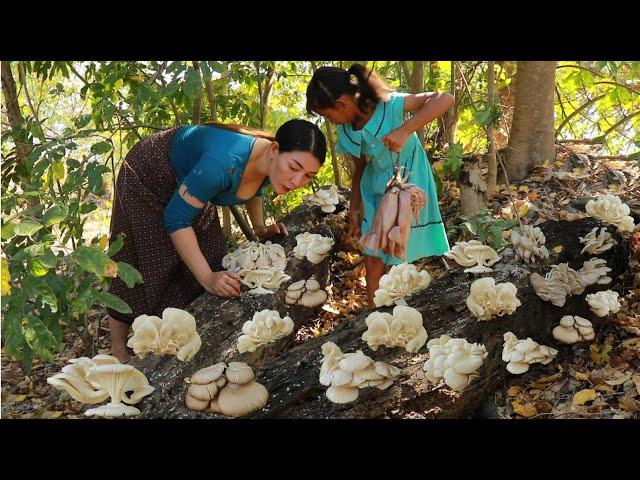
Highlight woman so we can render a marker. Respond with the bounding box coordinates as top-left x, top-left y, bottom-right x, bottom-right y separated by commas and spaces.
107, 119, 326, 361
